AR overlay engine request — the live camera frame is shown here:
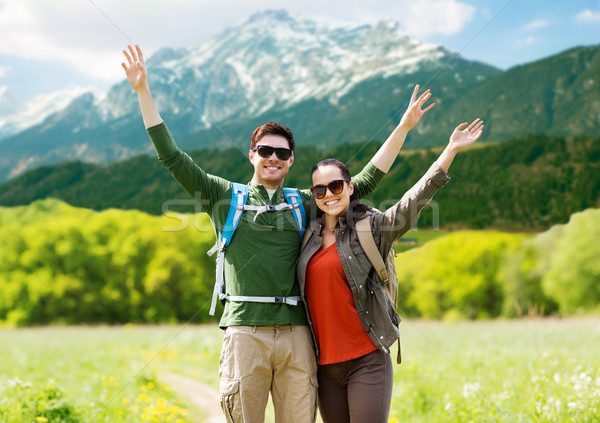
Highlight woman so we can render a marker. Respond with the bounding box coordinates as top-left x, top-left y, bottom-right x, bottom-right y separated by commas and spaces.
297, 119, 484, 423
